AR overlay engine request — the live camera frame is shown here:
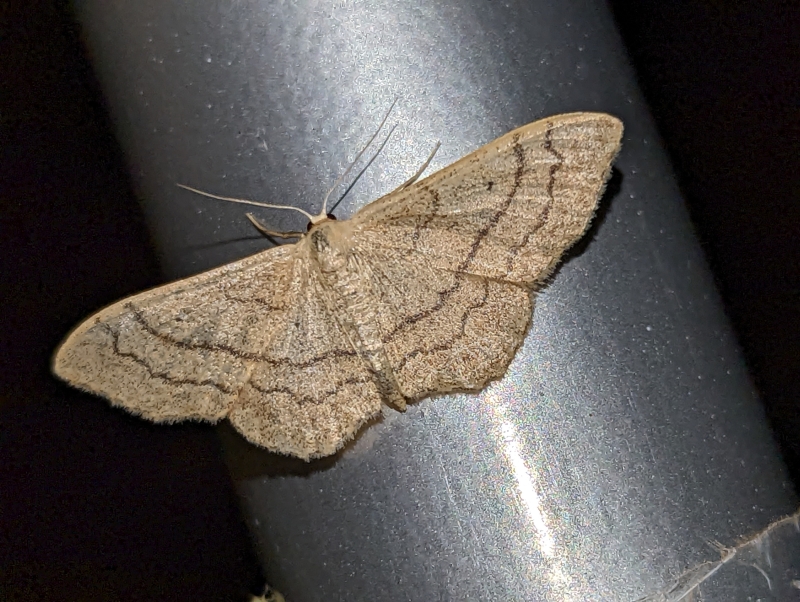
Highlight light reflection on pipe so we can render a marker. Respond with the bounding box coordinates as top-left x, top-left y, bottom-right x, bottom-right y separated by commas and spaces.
486, 387, 577, 598
493, 398, 555, 557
